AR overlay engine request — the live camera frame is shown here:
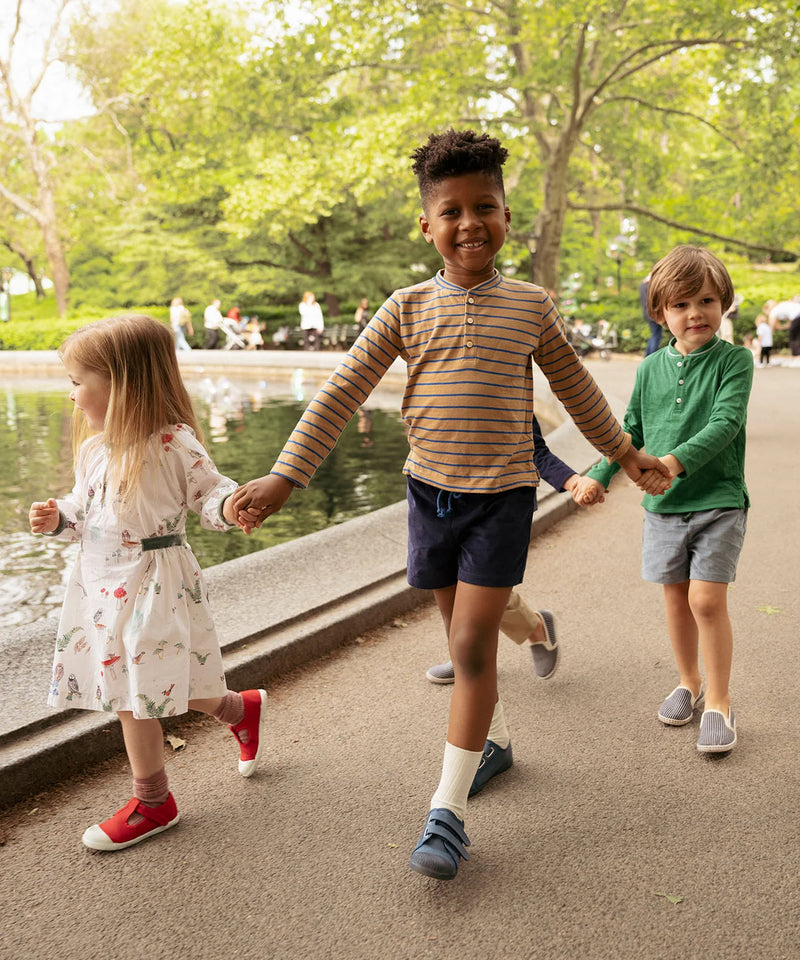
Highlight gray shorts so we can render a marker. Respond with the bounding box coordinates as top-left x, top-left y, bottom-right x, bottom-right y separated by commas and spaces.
641, 508, 748, 585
